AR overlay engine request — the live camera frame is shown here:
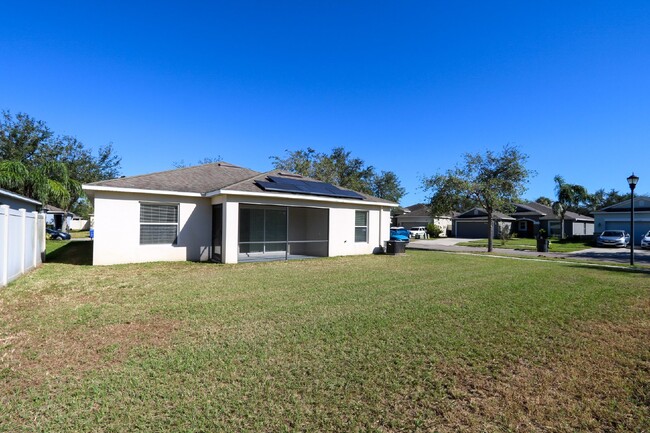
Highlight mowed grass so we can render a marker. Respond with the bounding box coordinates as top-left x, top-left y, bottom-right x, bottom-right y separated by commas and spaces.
457, 237, 592, 252
1, 250, 648, 432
